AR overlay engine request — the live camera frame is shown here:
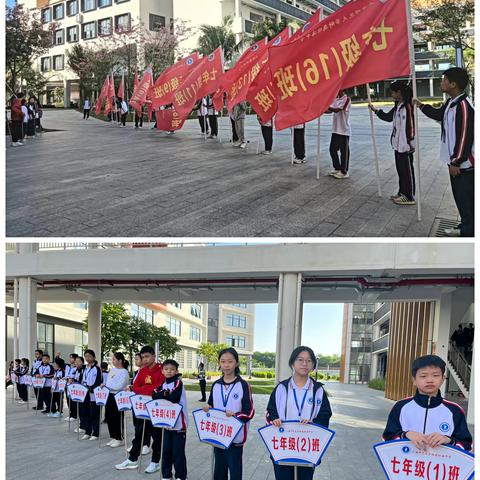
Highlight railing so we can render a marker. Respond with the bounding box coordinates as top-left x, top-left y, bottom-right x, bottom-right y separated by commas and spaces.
447, 343, 471, 391
374, 302, 390, 323
372, 334, 389, 353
